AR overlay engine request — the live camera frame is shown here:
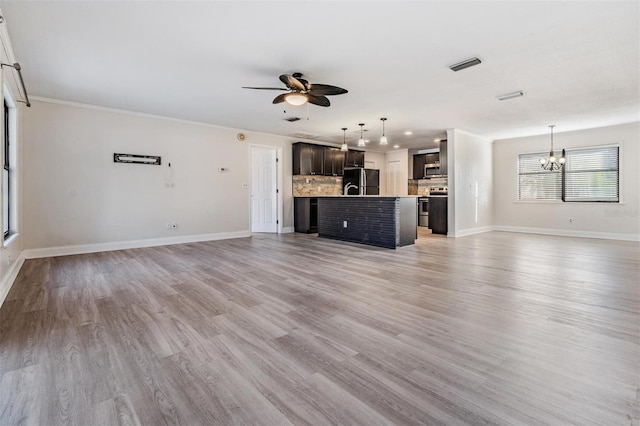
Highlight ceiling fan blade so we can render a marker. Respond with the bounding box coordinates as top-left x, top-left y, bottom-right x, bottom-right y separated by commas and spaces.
307, 94, 330, 107
242, 86, 288, 90
272, 93, 288, 104
297, 78, 310, 91
307, 84, 348, 96
279, 74, 306, 91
